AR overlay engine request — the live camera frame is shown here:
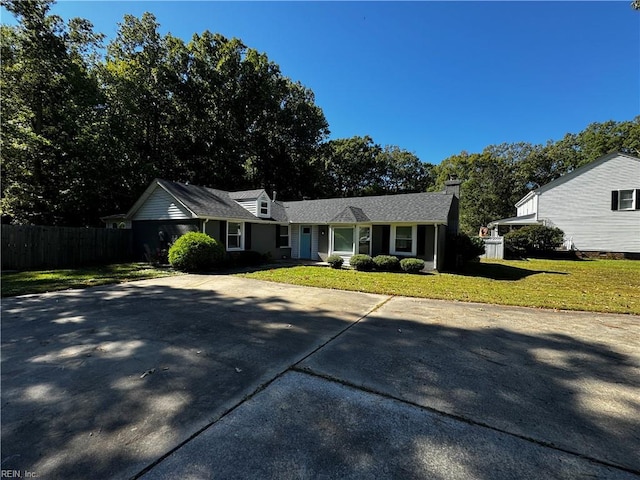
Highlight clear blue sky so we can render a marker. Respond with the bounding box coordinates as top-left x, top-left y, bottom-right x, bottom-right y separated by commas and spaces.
2, 1, 639, 164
